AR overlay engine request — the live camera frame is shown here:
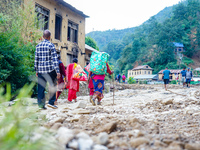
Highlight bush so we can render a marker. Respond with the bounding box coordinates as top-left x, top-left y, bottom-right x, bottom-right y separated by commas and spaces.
182, 57, 194, 65
170, 80, 177, 84
139, 80, 147, 84
0, 1, 43, 93
0, 83, 57, 150
128, 77, 136, 84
